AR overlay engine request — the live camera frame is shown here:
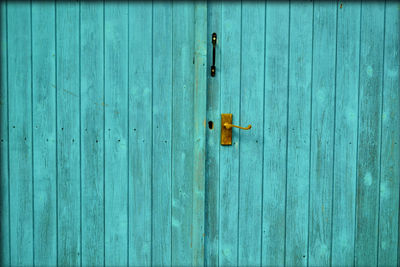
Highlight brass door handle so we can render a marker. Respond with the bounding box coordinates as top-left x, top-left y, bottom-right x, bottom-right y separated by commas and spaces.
223, 123, 251, 130
221, 113, 251, 146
